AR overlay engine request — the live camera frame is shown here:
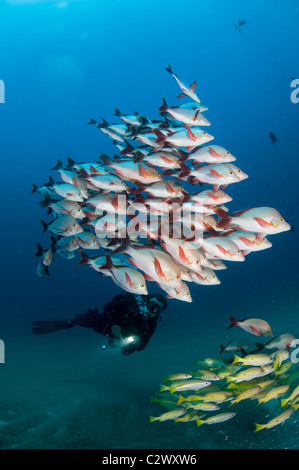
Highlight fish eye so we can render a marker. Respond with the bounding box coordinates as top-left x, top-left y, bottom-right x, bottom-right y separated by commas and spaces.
203, 255, 206, 260
73, 224, 77, 227
229, 171, 233, 175
203, 132, 207, 135
280, 217, 284, 222
237, 250, 241, 254
141, 284, 145, 288
186, 292, 190, 296
176, 274, 180, 279
213, 275, 216, 279
227, 151, 230, 155
196, 260, 200, 264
